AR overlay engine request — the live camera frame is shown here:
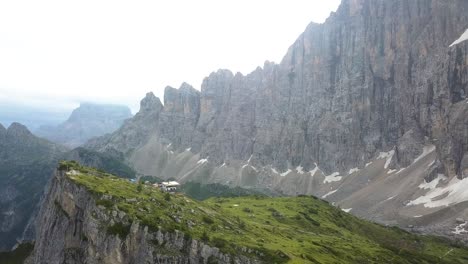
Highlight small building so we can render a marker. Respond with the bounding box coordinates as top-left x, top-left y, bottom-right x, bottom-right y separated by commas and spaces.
160, 181, 180, 193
